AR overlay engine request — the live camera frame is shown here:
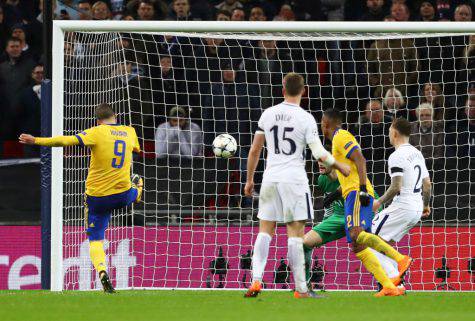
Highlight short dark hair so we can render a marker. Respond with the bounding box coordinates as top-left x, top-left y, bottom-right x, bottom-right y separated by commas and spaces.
323, 108, 342, 124
391, 117, 411, 137
95, 103, 115, 120
216, 9, 231, 19
283, 72, 304, 96
6, 36, 21, 46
